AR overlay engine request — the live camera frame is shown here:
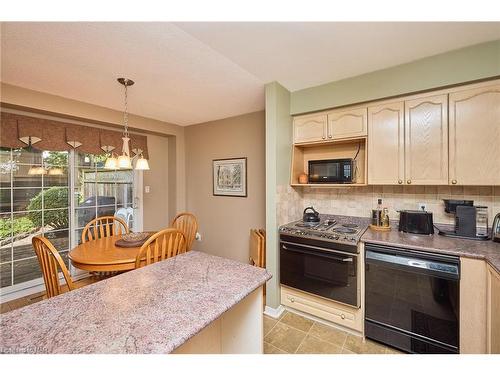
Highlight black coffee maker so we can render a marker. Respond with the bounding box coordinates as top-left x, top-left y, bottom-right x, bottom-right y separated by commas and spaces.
438, 199, 490, 240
